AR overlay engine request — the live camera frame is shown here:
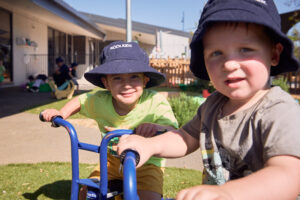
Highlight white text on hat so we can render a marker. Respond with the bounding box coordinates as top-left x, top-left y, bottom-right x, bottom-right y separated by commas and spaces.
110, 44, 133, 50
